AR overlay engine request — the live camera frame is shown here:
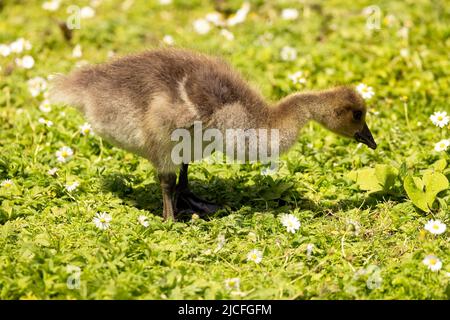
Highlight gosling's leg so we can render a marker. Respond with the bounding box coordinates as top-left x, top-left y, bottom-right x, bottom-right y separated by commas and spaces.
159, 172, 176, 221
176, 163, 221, 216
